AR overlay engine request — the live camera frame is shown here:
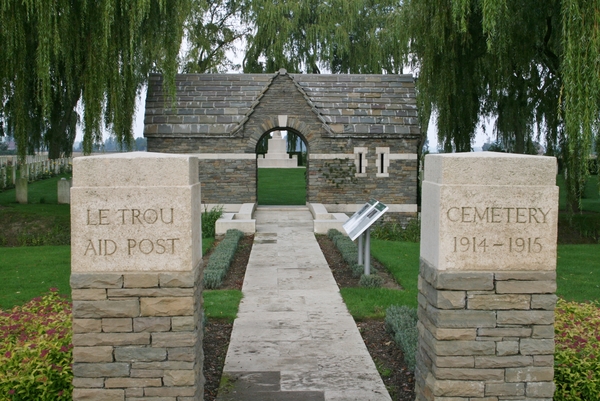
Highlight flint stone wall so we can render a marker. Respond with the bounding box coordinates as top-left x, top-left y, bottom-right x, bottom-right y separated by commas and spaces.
415, 153, 558, 401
